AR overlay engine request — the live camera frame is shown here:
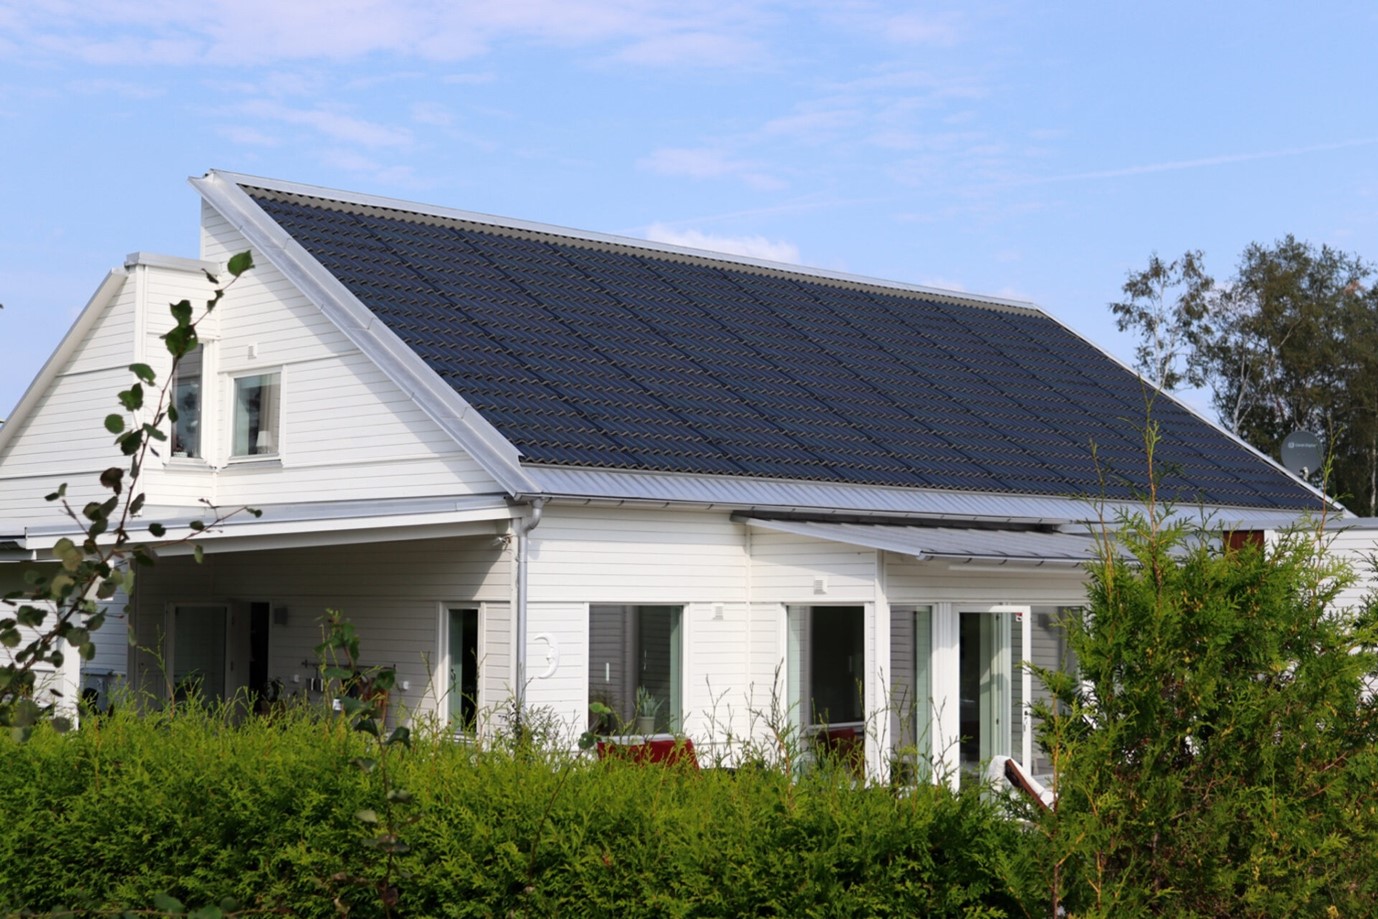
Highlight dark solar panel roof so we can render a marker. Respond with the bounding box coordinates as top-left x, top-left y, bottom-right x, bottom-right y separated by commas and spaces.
244, 185, 1318, 509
